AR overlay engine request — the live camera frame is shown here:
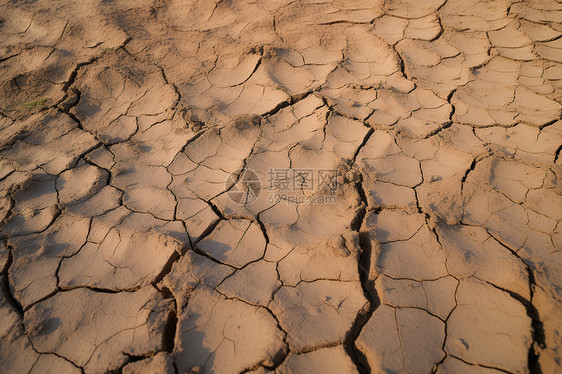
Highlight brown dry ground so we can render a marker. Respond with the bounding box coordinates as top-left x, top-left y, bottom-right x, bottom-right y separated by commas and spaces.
0, 0, 561, 373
